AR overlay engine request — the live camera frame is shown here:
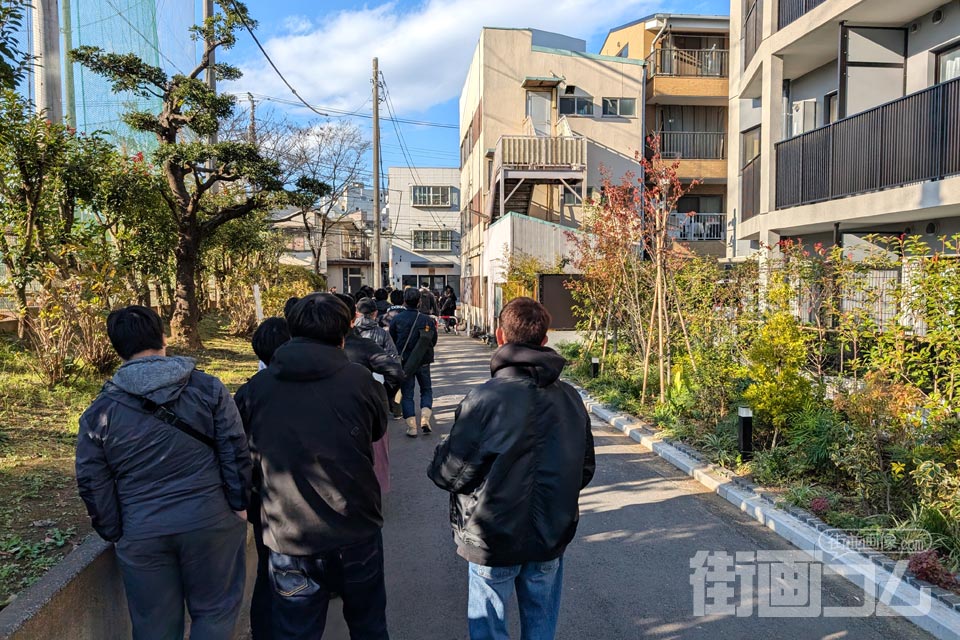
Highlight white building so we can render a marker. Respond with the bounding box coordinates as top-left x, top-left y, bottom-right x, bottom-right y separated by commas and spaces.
387, 167, 461, 294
